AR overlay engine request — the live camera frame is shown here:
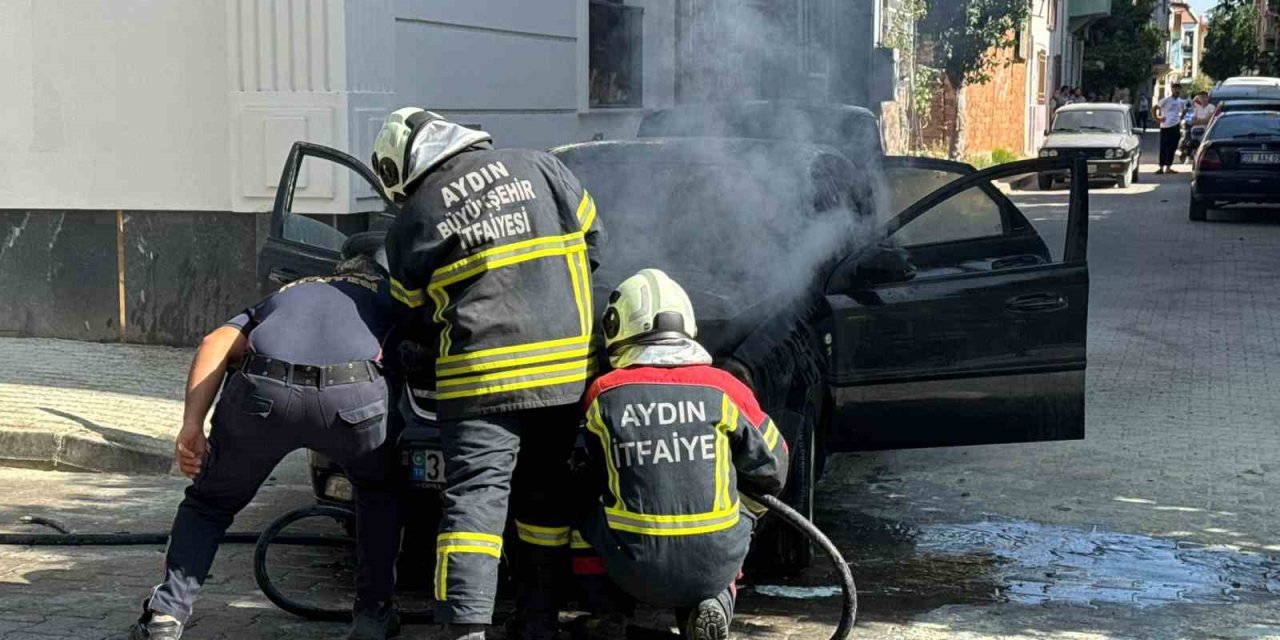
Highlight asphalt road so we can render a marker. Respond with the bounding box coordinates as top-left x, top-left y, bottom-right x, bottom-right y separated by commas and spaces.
0, 132, 1278, 639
